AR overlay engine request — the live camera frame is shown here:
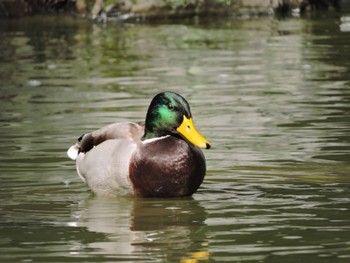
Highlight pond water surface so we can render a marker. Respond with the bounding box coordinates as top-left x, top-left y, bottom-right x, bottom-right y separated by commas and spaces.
1, 12, 350, 263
